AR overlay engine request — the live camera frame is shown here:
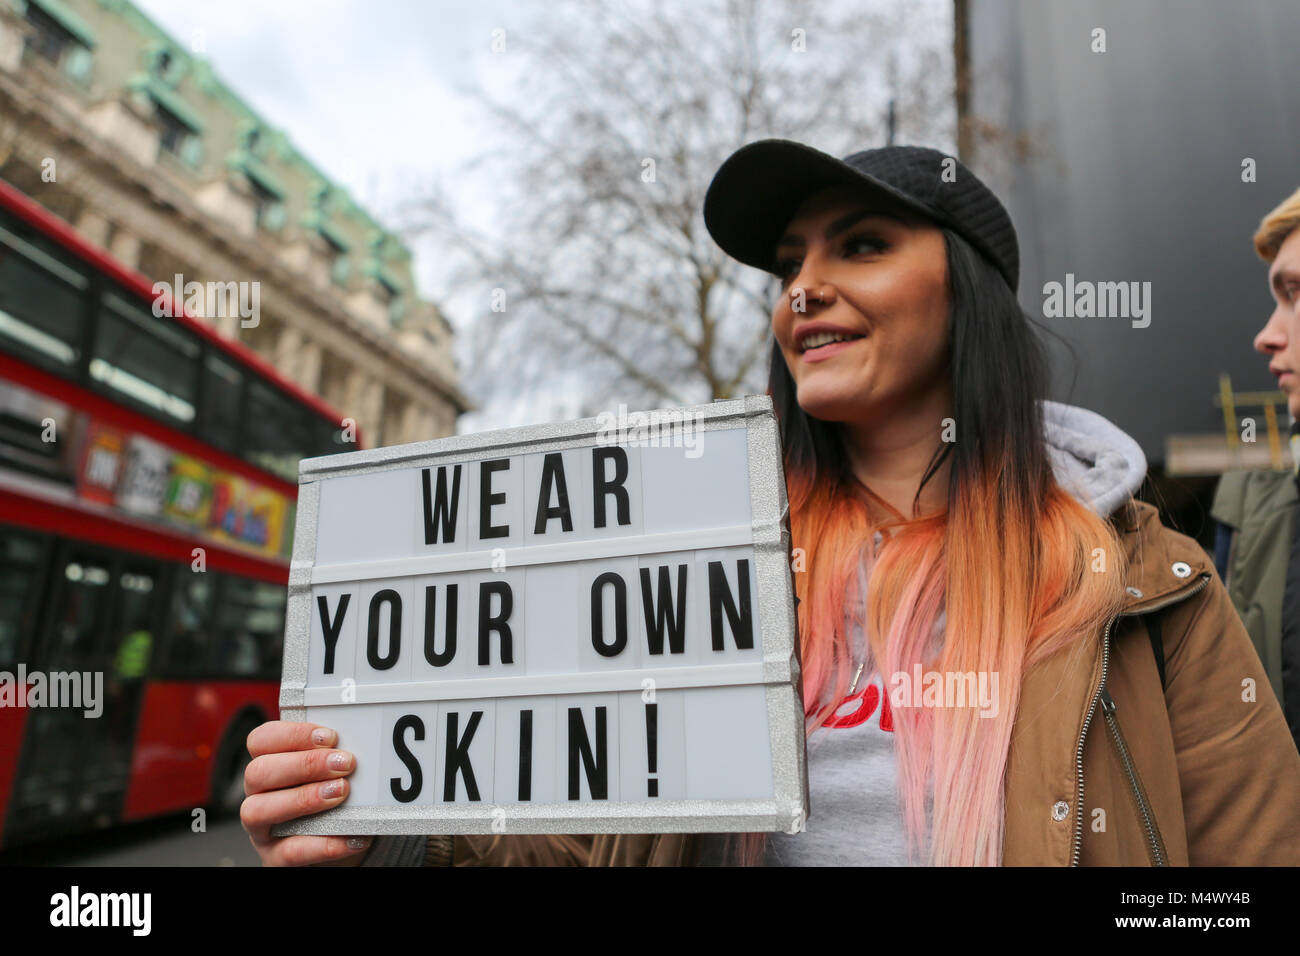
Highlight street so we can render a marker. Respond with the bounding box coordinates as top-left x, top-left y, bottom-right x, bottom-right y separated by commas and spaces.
0, 814, 260, 867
